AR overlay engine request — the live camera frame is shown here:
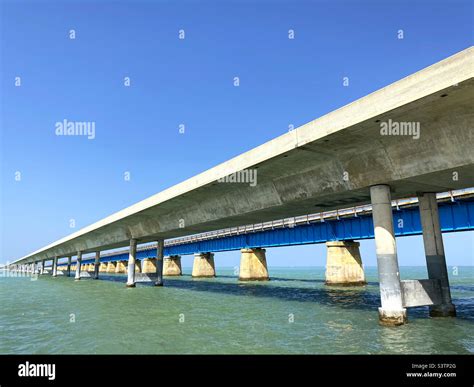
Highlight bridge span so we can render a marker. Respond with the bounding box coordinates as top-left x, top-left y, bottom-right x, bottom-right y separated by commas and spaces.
7, 47, 474, 326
